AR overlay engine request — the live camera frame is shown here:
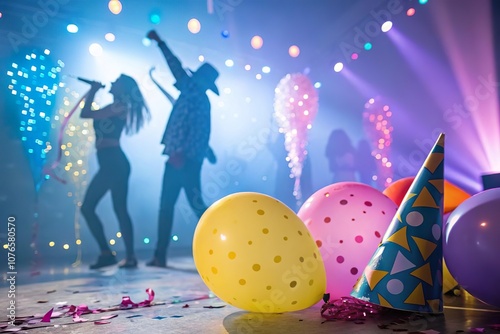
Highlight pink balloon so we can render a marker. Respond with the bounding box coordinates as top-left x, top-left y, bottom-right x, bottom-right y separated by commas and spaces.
297, 182, 398, 300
